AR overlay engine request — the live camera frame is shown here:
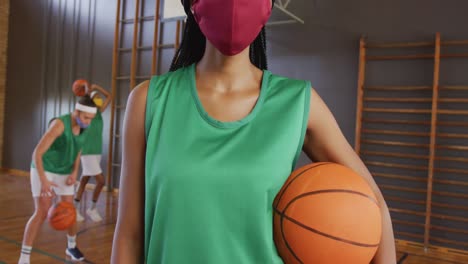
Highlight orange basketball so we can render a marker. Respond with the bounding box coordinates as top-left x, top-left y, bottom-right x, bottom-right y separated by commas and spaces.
72, 79, 89, 97
48, 201, 76, 231
273, 162, 382, 264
